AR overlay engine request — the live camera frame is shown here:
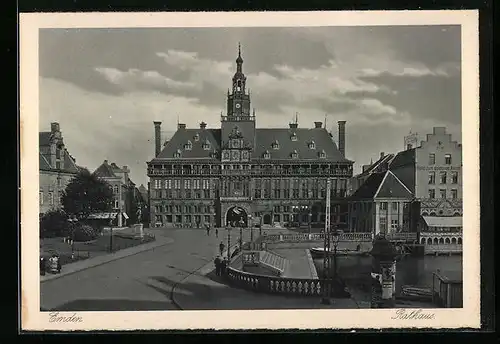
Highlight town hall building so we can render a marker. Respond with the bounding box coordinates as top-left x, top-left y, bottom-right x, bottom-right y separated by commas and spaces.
146, 45, 354, 230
